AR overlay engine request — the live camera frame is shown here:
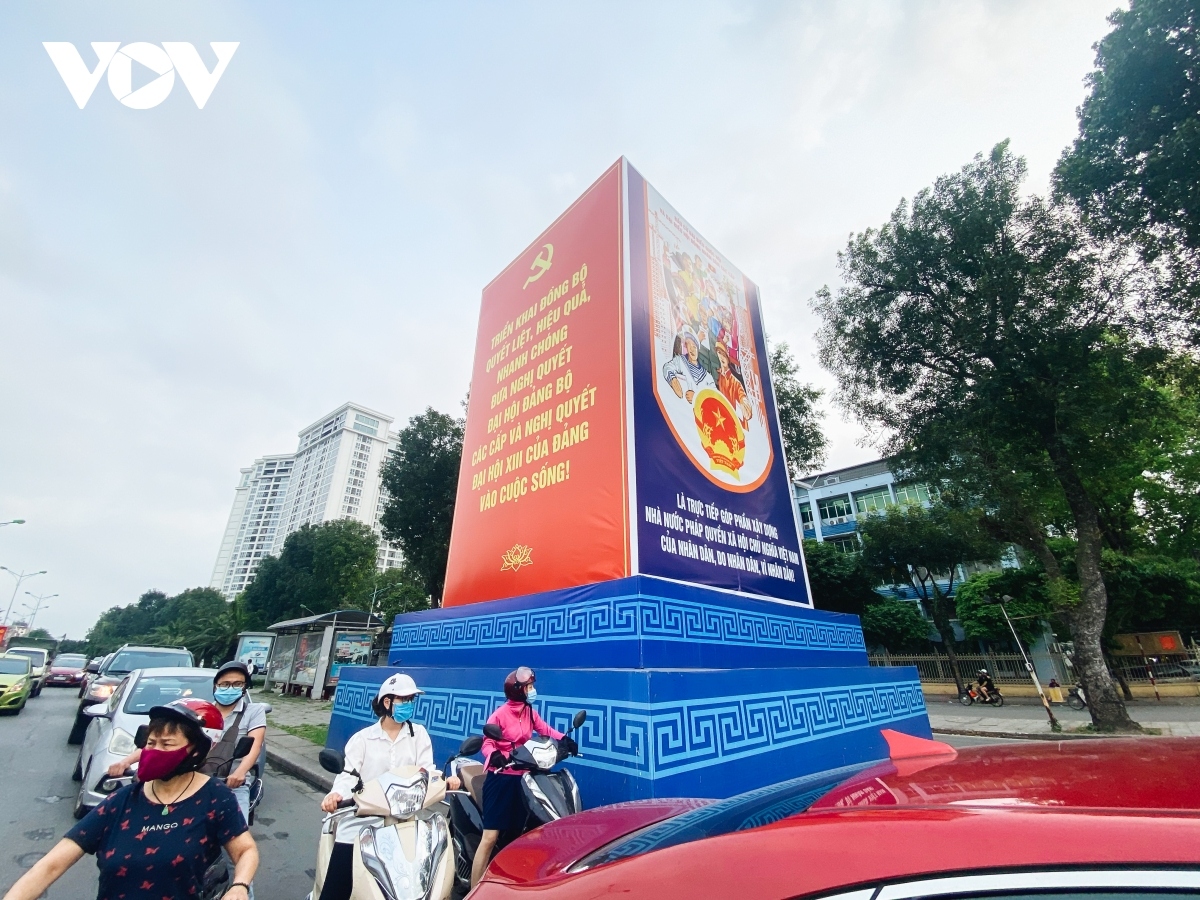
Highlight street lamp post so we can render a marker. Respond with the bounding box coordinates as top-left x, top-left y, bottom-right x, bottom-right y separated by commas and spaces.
23, 592, 57, 631
0, 520, 26, 528
1, 568, 47, 627
993, 594, 1060, 732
